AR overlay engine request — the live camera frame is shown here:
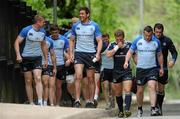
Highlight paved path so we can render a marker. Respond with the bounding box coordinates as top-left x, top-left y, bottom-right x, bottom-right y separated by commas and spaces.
0, 100, 180, 119
101, 100, 180, 119
0, 103, 114, 119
